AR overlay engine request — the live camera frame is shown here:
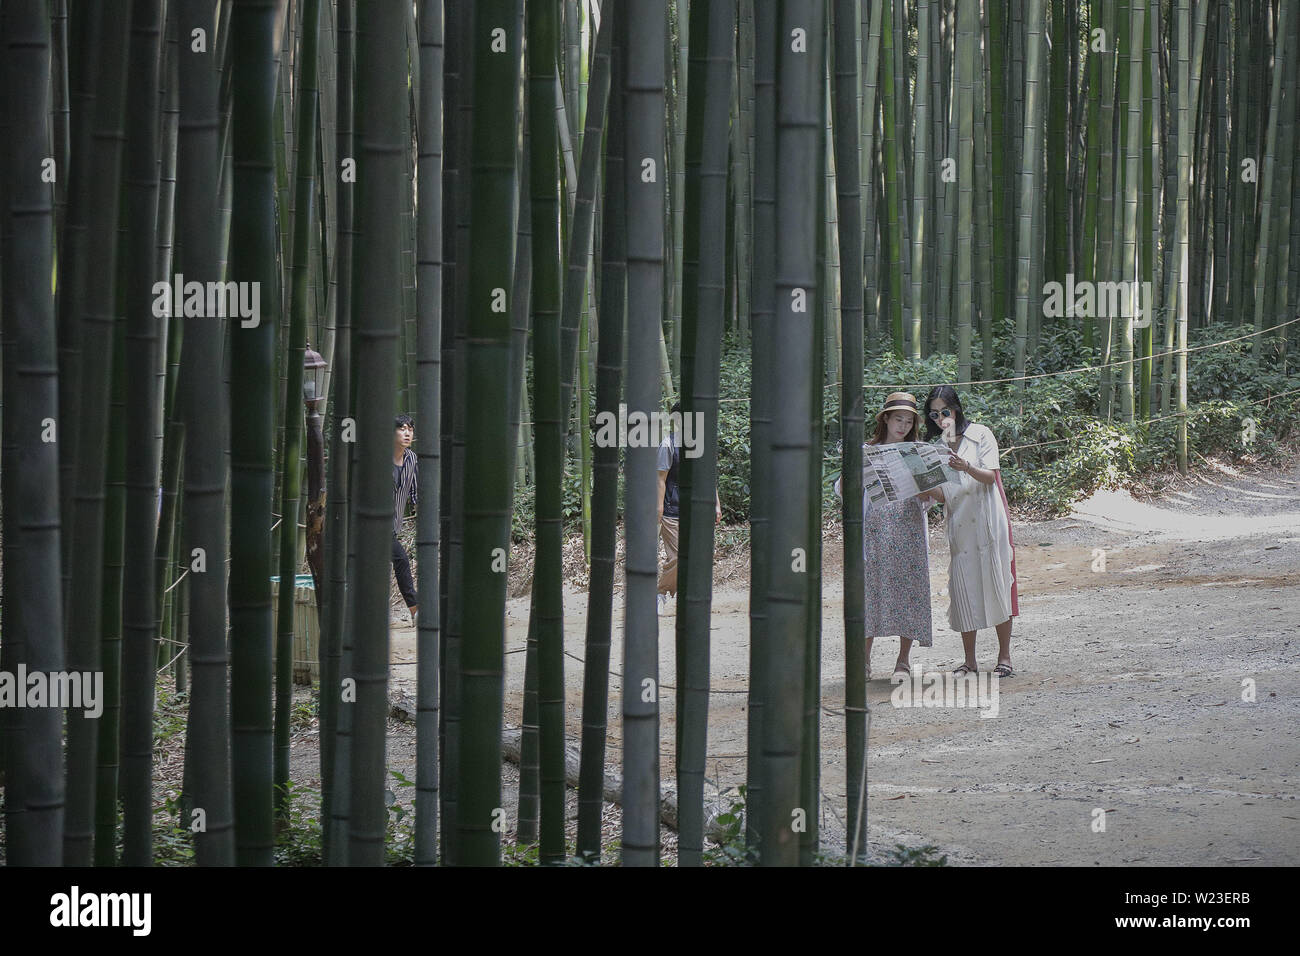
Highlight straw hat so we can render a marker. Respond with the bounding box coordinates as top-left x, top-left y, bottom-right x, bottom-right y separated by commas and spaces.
875, 391, 921, 426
